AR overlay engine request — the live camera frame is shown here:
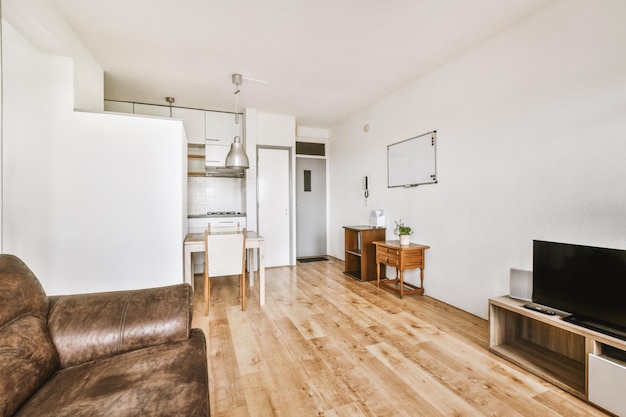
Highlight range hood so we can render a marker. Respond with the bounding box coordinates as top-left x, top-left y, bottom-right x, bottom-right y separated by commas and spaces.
204, 165, 245, 178
204, 136, 249, 177
204, 140, 246, 177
